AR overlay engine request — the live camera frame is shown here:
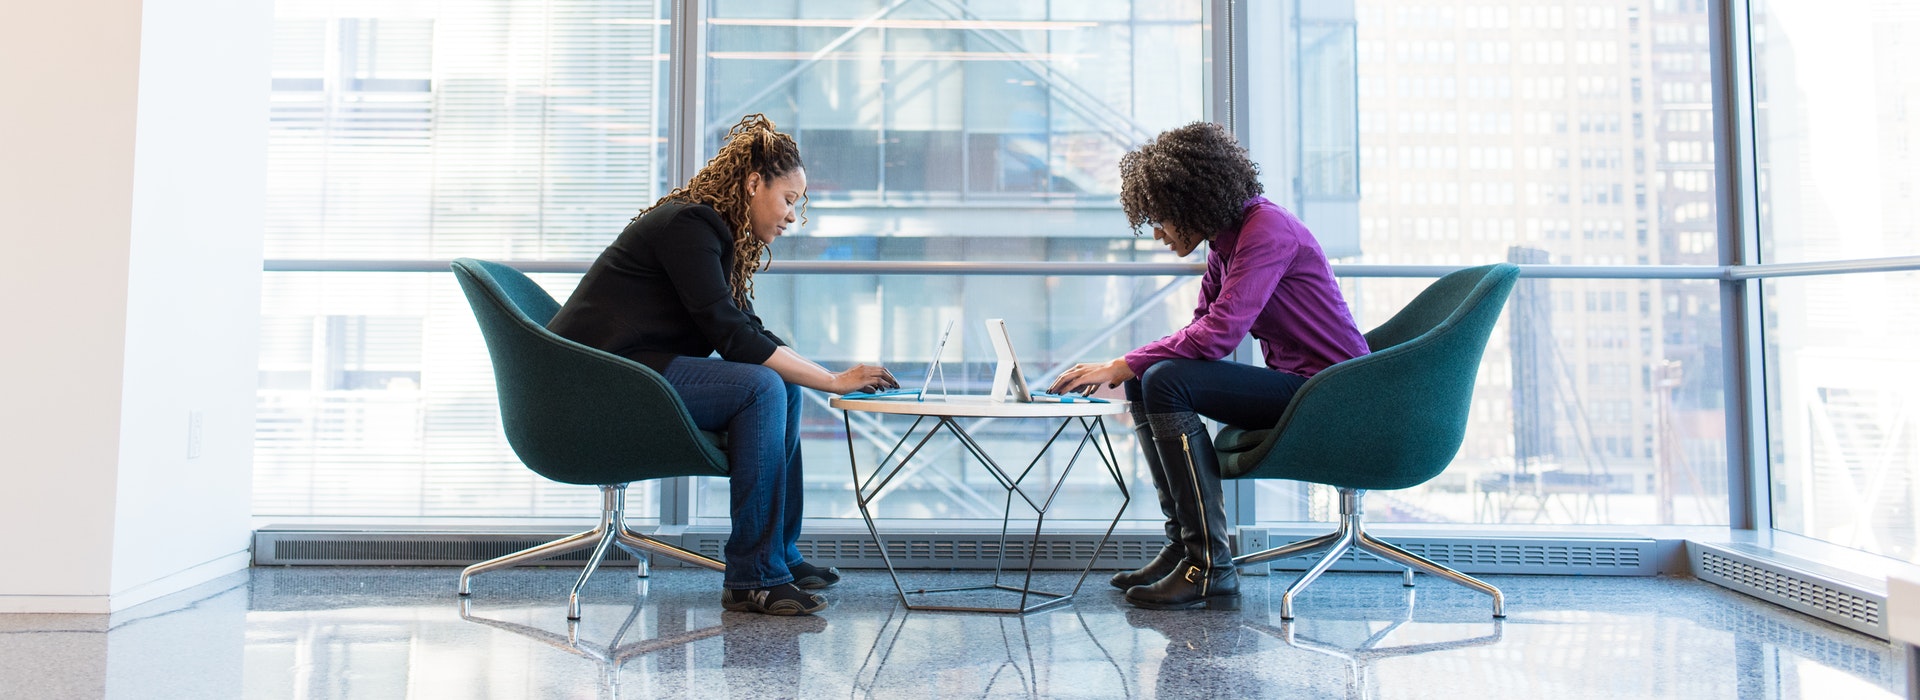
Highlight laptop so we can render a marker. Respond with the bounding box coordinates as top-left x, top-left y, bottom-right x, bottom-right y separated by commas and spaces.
839, 319, 955, 401
985, 318, 1108, 404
